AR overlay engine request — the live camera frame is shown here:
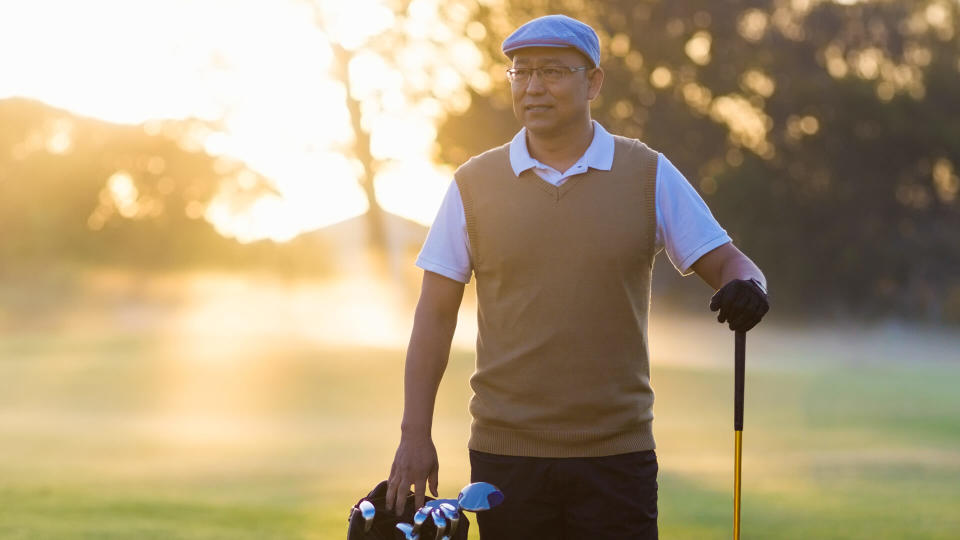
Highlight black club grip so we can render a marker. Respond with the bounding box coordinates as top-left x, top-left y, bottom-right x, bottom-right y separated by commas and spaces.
734, 330, 745, 431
